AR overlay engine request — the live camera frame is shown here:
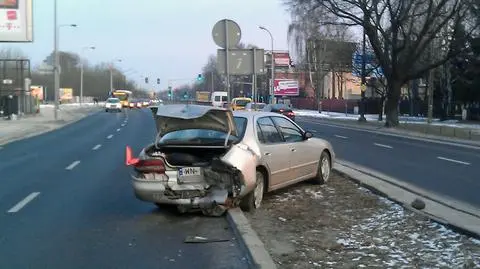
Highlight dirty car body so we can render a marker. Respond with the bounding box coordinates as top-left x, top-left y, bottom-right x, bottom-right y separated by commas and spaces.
127, 104, 258, 216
